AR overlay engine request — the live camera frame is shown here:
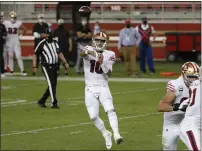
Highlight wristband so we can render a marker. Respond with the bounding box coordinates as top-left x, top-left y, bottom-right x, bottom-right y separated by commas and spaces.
33, 67, 37, 68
